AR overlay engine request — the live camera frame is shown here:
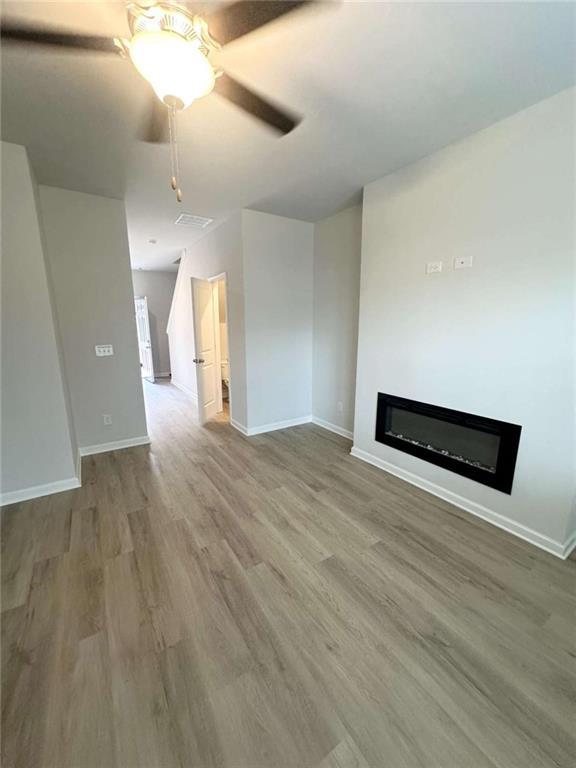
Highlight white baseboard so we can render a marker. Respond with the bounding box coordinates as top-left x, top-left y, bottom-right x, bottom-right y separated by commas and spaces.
350, 446, 571, 560
0, 474, 81, 507
230, 418, 249, 436
171, 379, 198, 403
561, 529, 576, 559
312, 416, 353, 440
232, 415, 312, 437
76, 451, 82, 486
233, 415, 353, 439
80, 435, 151, 457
